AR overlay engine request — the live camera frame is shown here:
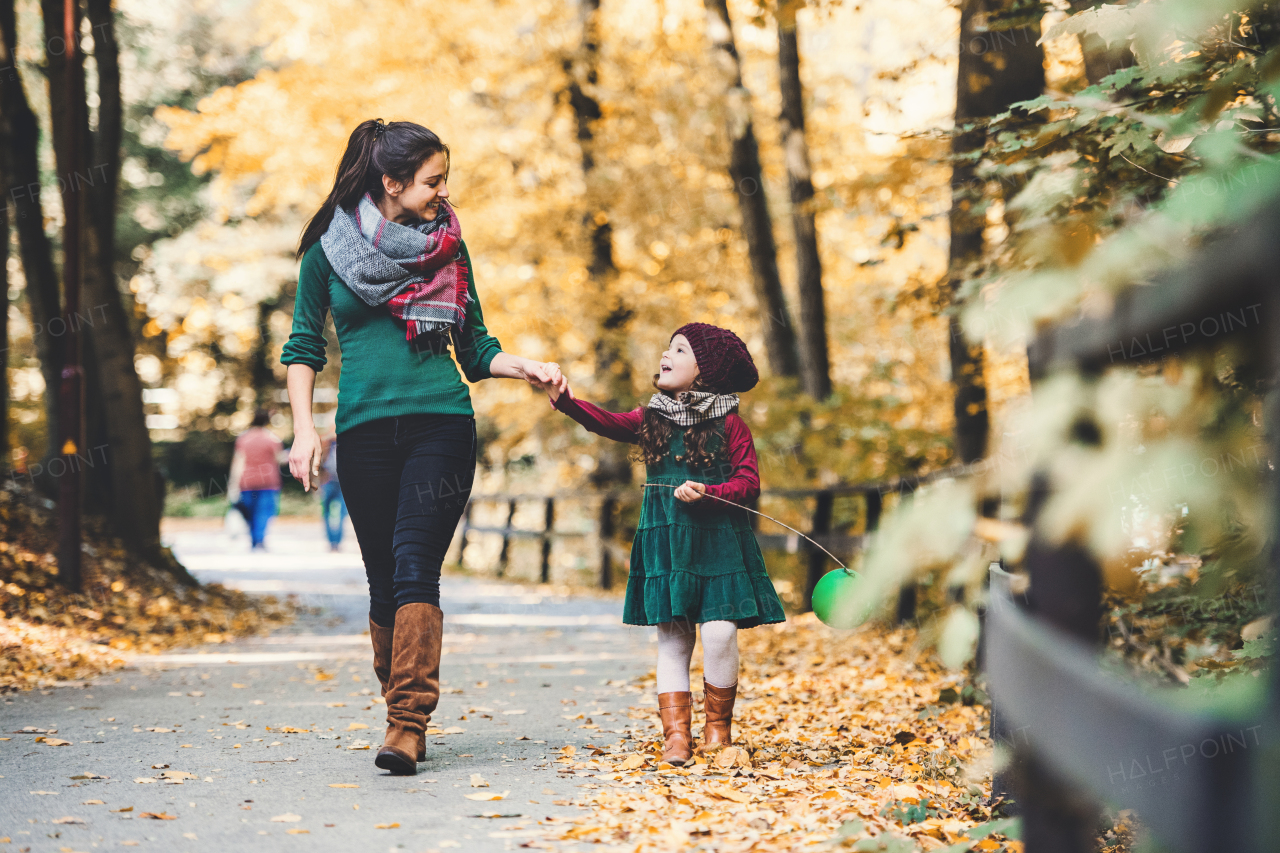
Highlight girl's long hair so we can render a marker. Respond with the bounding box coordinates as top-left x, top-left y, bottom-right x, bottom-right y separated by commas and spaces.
297, 119, 451, 259
634, 376, 724, 470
